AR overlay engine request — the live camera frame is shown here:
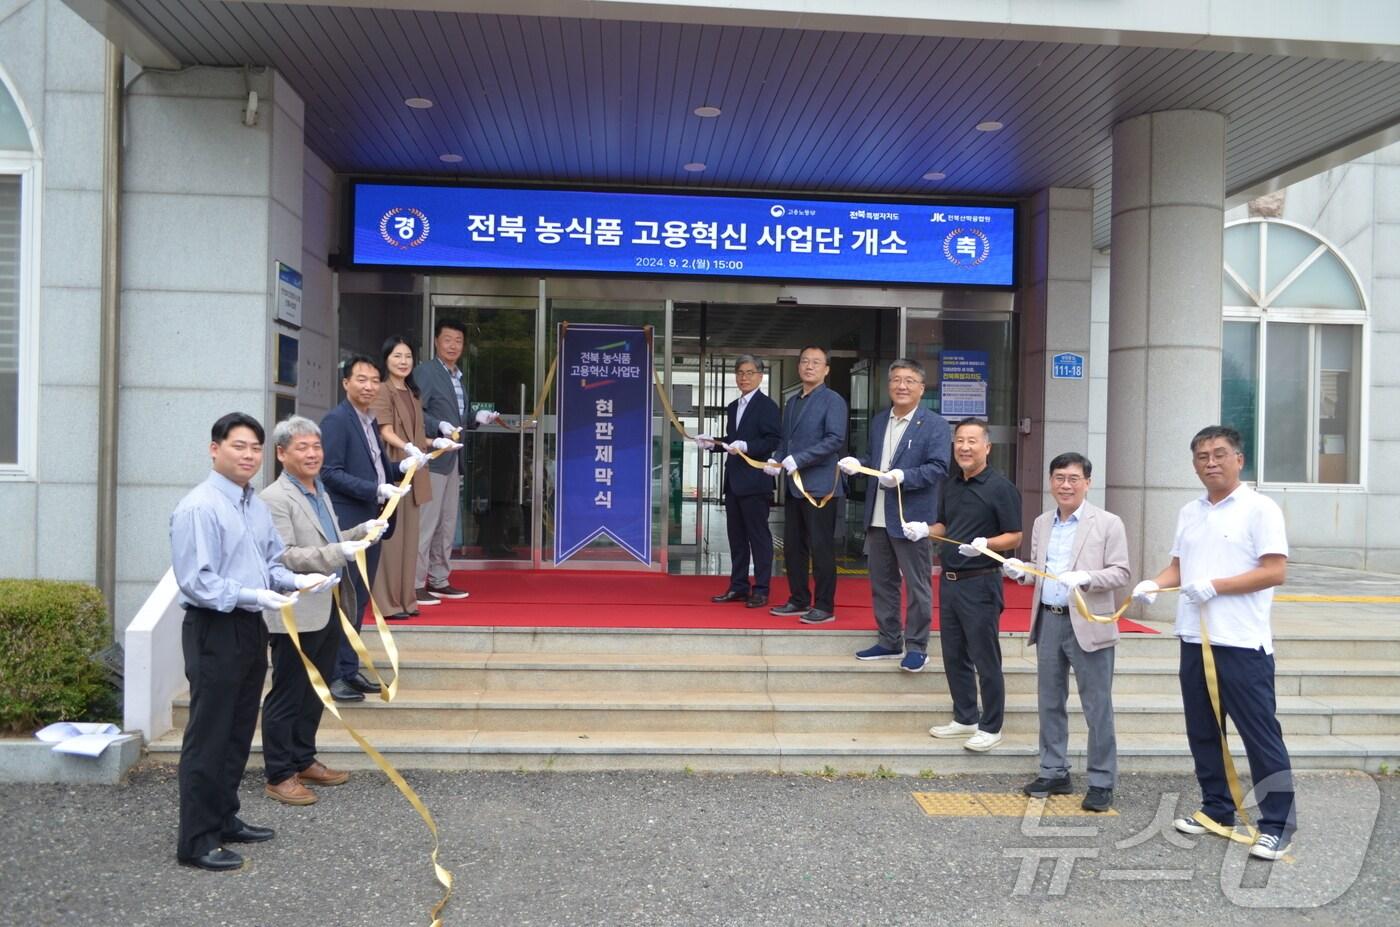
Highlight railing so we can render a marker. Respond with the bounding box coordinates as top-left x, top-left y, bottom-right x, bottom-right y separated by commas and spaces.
122, 569, 184, 742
